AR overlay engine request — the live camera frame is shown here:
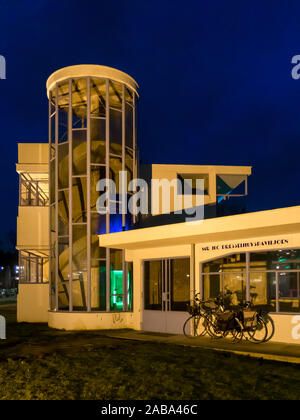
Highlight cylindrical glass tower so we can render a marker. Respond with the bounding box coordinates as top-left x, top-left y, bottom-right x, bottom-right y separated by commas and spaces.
47, 65, 138, 313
